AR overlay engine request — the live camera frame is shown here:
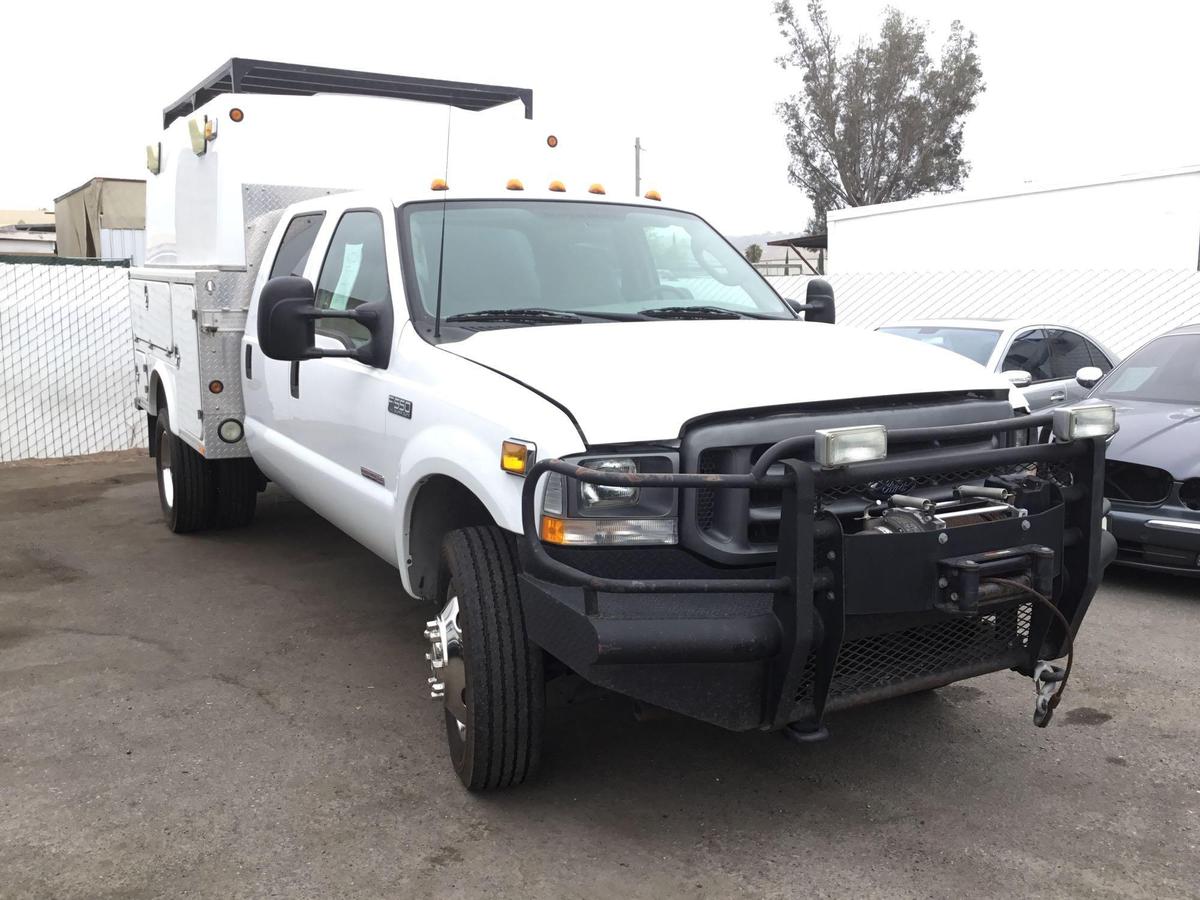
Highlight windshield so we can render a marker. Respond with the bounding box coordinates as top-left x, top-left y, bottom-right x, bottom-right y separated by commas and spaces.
877, 326, 1001, 367
1098, 333, 1199, 404
399, 201, 791, 333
